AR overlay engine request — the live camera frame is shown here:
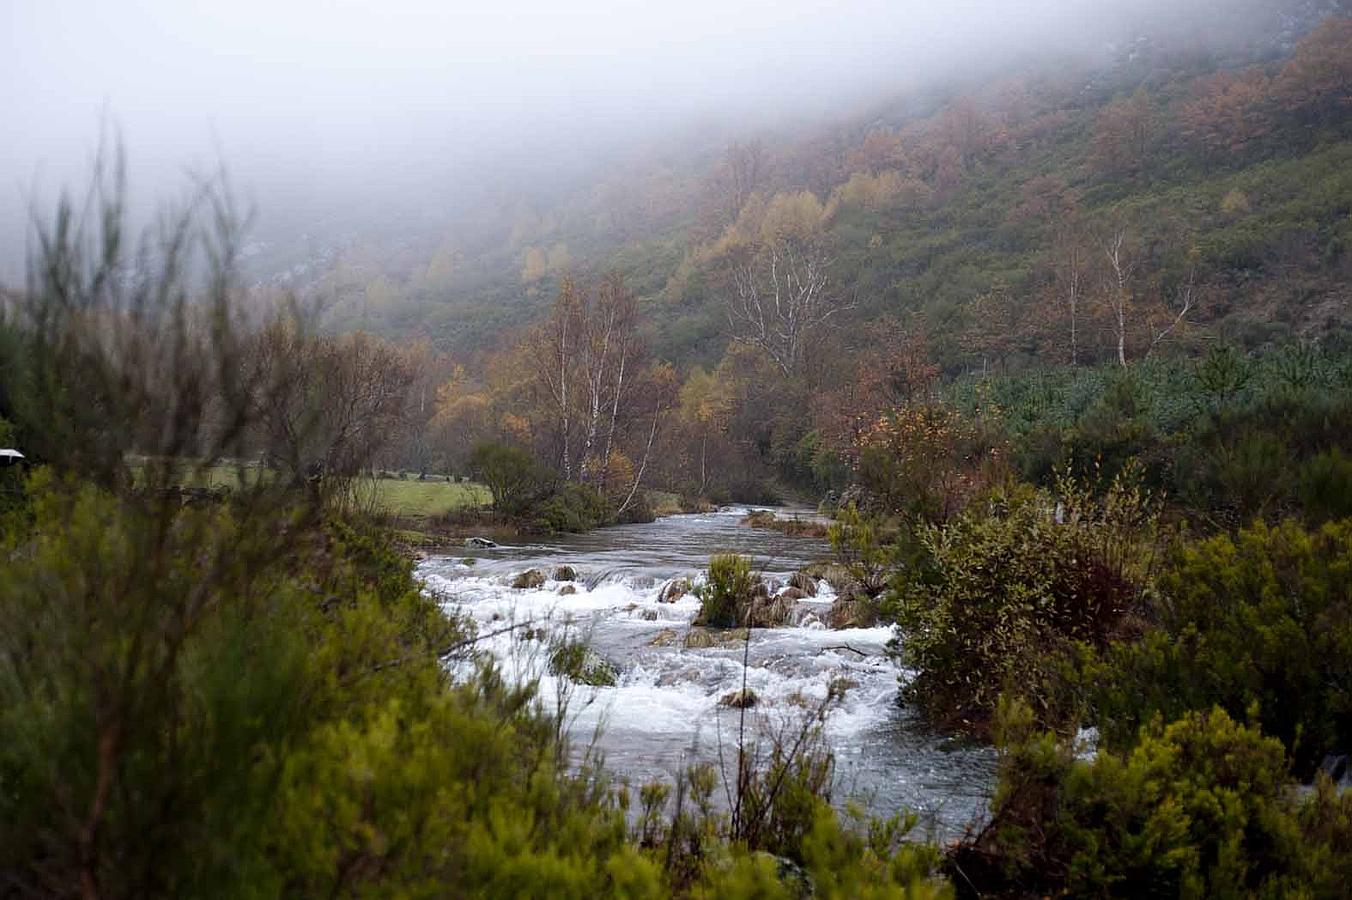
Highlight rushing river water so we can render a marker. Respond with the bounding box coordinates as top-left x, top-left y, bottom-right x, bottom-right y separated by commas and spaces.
418, 506, 995, 838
